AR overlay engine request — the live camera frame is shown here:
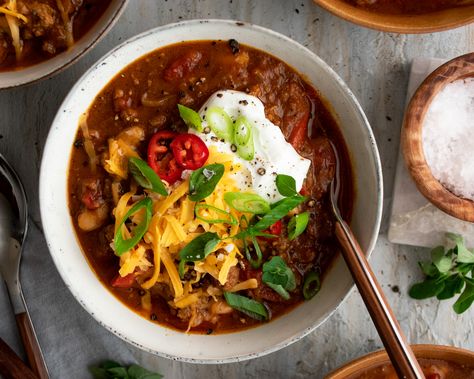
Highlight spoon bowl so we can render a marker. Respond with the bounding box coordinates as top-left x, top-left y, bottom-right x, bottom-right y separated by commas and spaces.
0, 153, 49, 378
